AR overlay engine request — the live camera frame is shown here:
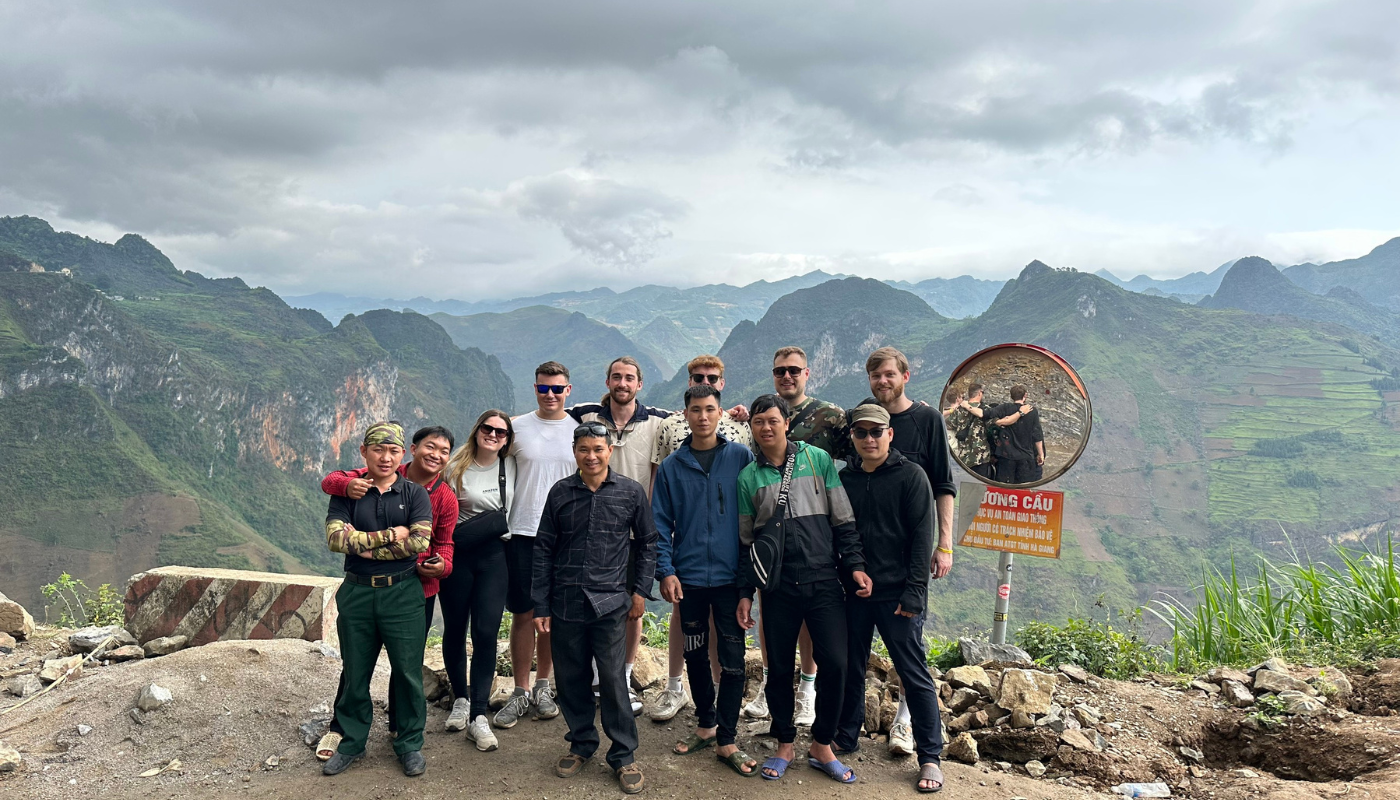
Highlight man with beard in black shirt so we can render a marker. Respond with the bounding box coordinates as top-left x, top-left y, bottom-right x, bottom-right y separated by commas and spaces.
986, 384, 1044, 484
